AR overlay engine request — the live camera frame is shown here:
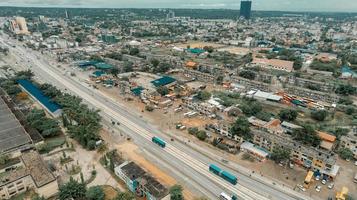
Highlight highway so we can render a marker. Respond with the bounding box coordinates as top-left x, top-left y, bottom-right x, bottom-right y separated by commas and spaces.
0, 35, 313, 200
